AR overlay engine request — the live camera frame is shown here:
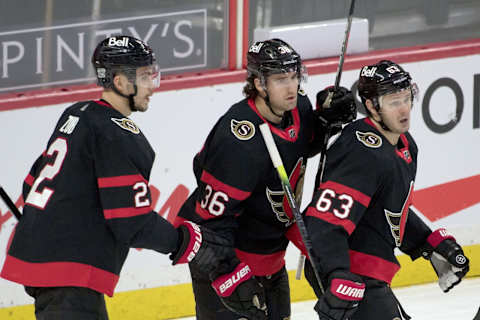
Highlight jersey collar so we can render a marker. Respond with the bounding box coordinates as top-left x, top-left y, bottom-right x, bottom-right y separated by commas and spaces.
247, 98, 300, 142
